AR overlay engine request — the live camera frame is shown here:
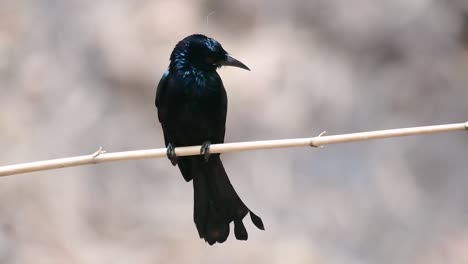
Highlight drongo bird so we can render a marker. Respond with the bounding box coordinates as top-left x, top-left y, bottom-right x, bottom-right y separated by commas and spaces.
155, 34, 264, 245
